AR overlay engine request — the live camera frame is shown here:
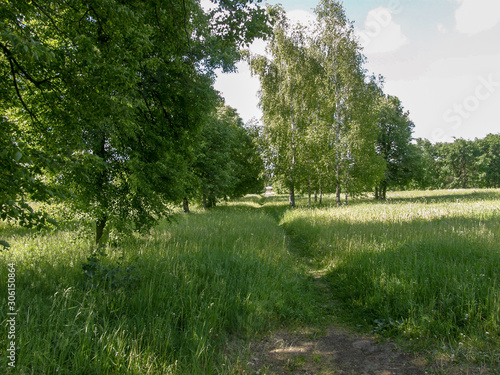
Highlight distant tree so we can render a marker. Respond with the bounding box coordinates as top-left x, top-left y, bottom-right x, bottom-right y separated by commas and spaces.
375, 95, 415, 199
477, 134, 500, 188
231, 120, 266, 198
192, 105, 264, 208
445, 138, 479, 189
